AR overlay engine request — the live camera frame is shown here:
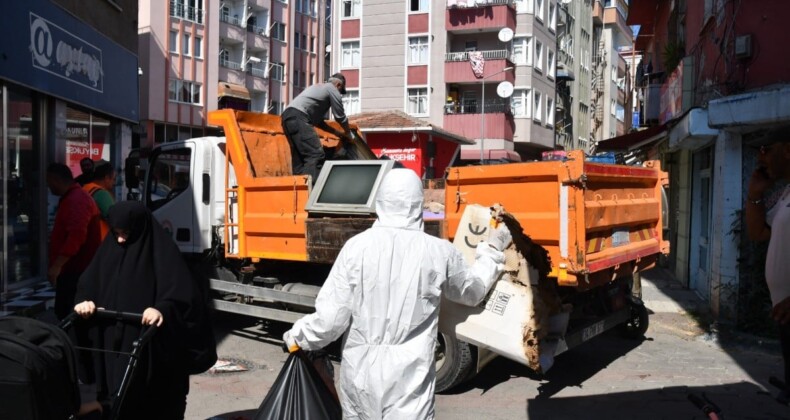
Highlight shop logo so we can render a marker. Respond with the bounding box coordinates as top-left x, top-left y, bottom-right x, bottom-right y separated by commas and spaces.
29, 13, 104, 92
